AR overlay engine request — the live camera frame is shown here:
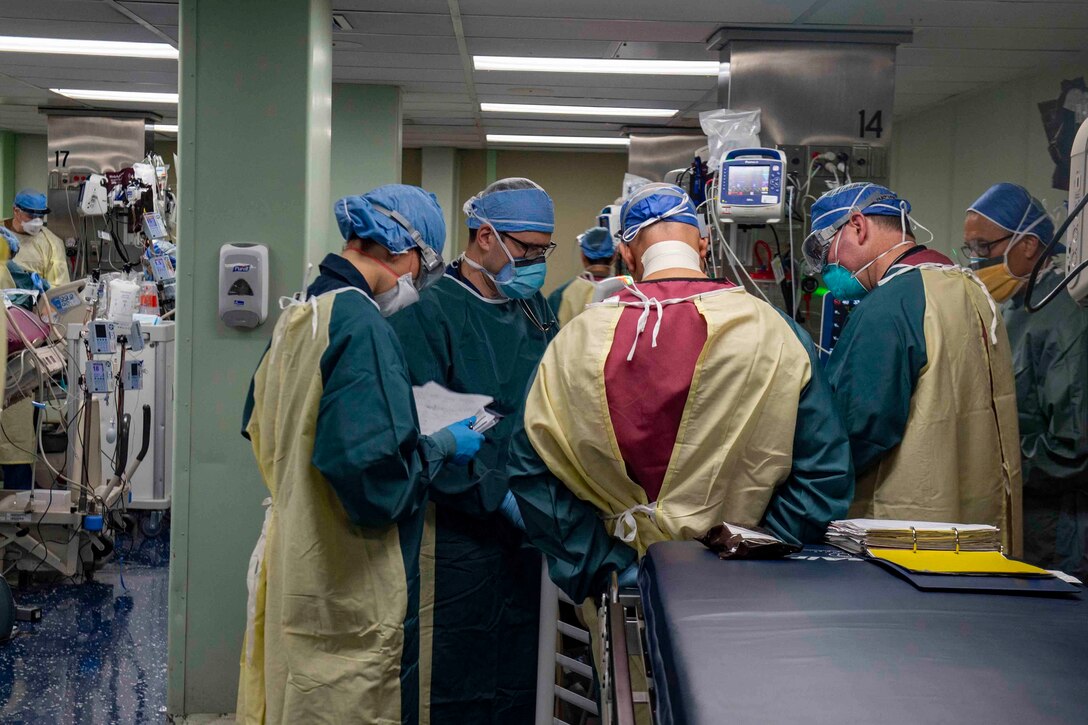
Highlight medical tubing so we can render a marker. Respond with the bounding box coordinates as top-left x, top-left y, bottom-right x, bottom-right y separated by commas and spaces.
788, 185, 801, 318
1024, 190, 1088, 312
114, 414, 131, 477
708, 175, 740, 281
708, 175, 774, 305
